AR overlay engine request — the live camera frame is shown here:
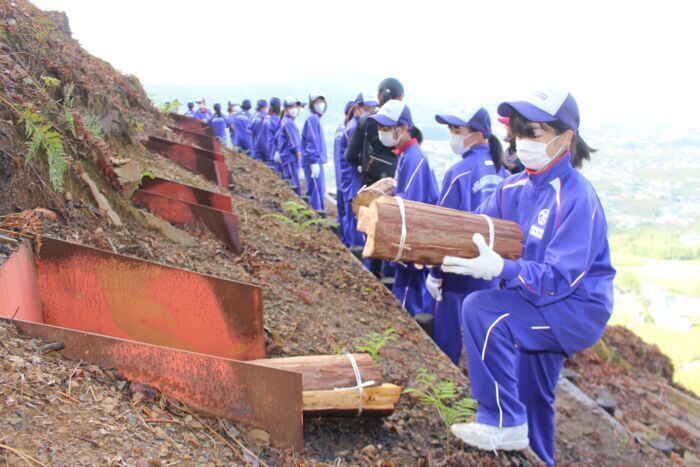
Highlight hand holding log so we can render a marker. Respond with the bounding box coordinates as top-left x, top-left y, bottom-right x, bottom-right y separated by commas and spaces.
357, 196, 523, 265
